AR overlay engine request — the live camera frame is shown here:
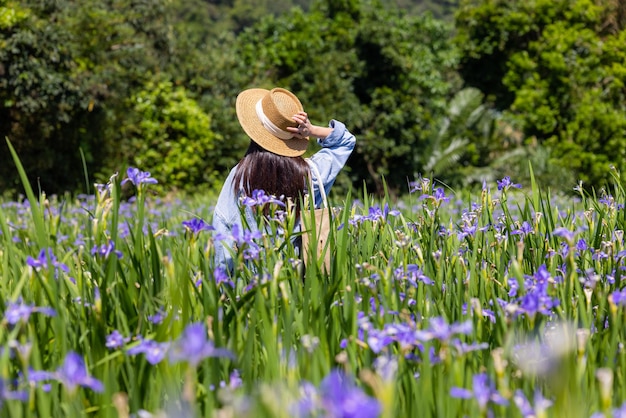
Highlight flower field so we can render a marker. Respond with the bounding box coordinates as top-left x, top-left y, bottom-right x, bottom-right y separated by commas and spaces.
2, 156, 626, 417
